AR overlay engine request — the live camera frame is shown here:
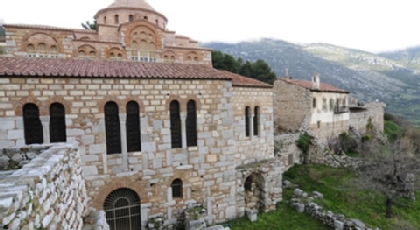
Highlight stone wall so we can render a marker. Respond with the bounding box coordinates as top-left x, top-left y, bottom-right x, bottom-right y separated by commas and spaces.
350, 102, 385, 134
0, 76, 277, 226
274, 134, 302, 170
0, 142, 102, 230
273, 79, 312, 133
232, 86, 274, 164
